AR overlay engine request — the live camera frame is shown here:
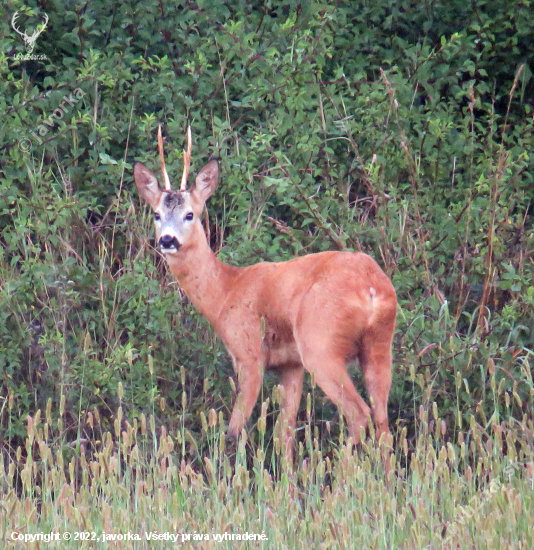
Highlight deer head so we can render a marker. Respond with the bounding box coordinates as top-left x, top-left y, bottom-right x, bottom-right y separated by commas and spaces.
134, 127, 218, 255
11, 11, 49, 54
